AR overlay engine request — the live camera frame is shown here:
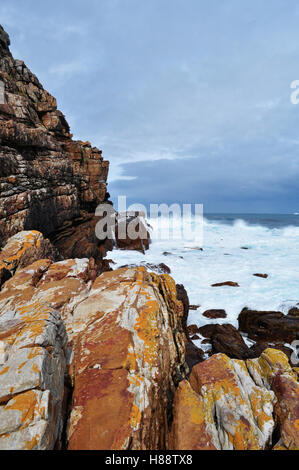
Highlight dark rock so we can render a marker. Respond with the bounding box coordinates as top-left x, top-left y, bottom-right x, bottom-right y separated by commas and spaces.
238, 308, 299, 343
114, 212, 151, 253
185, 340, 205, 371
0, 266, 12, 289
253, 273, 269, 279
189, 305, 200, 310
187, 324, 200, 337
203, 309, 227, 319
143, 262, 171, 274
210, 324, 251, 359
288, 307, 299, 318
198, 324, 217, 339
211, 281, 240, 287
176, 284, 189, 334
249, 341, 294, 364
